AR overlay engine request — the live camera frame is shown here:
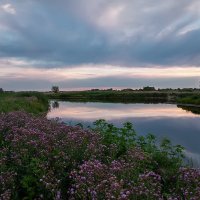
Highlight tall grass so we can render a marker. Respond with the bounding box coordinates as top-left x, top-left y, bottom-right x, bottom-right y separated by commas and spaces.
0, 92, 49, 115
